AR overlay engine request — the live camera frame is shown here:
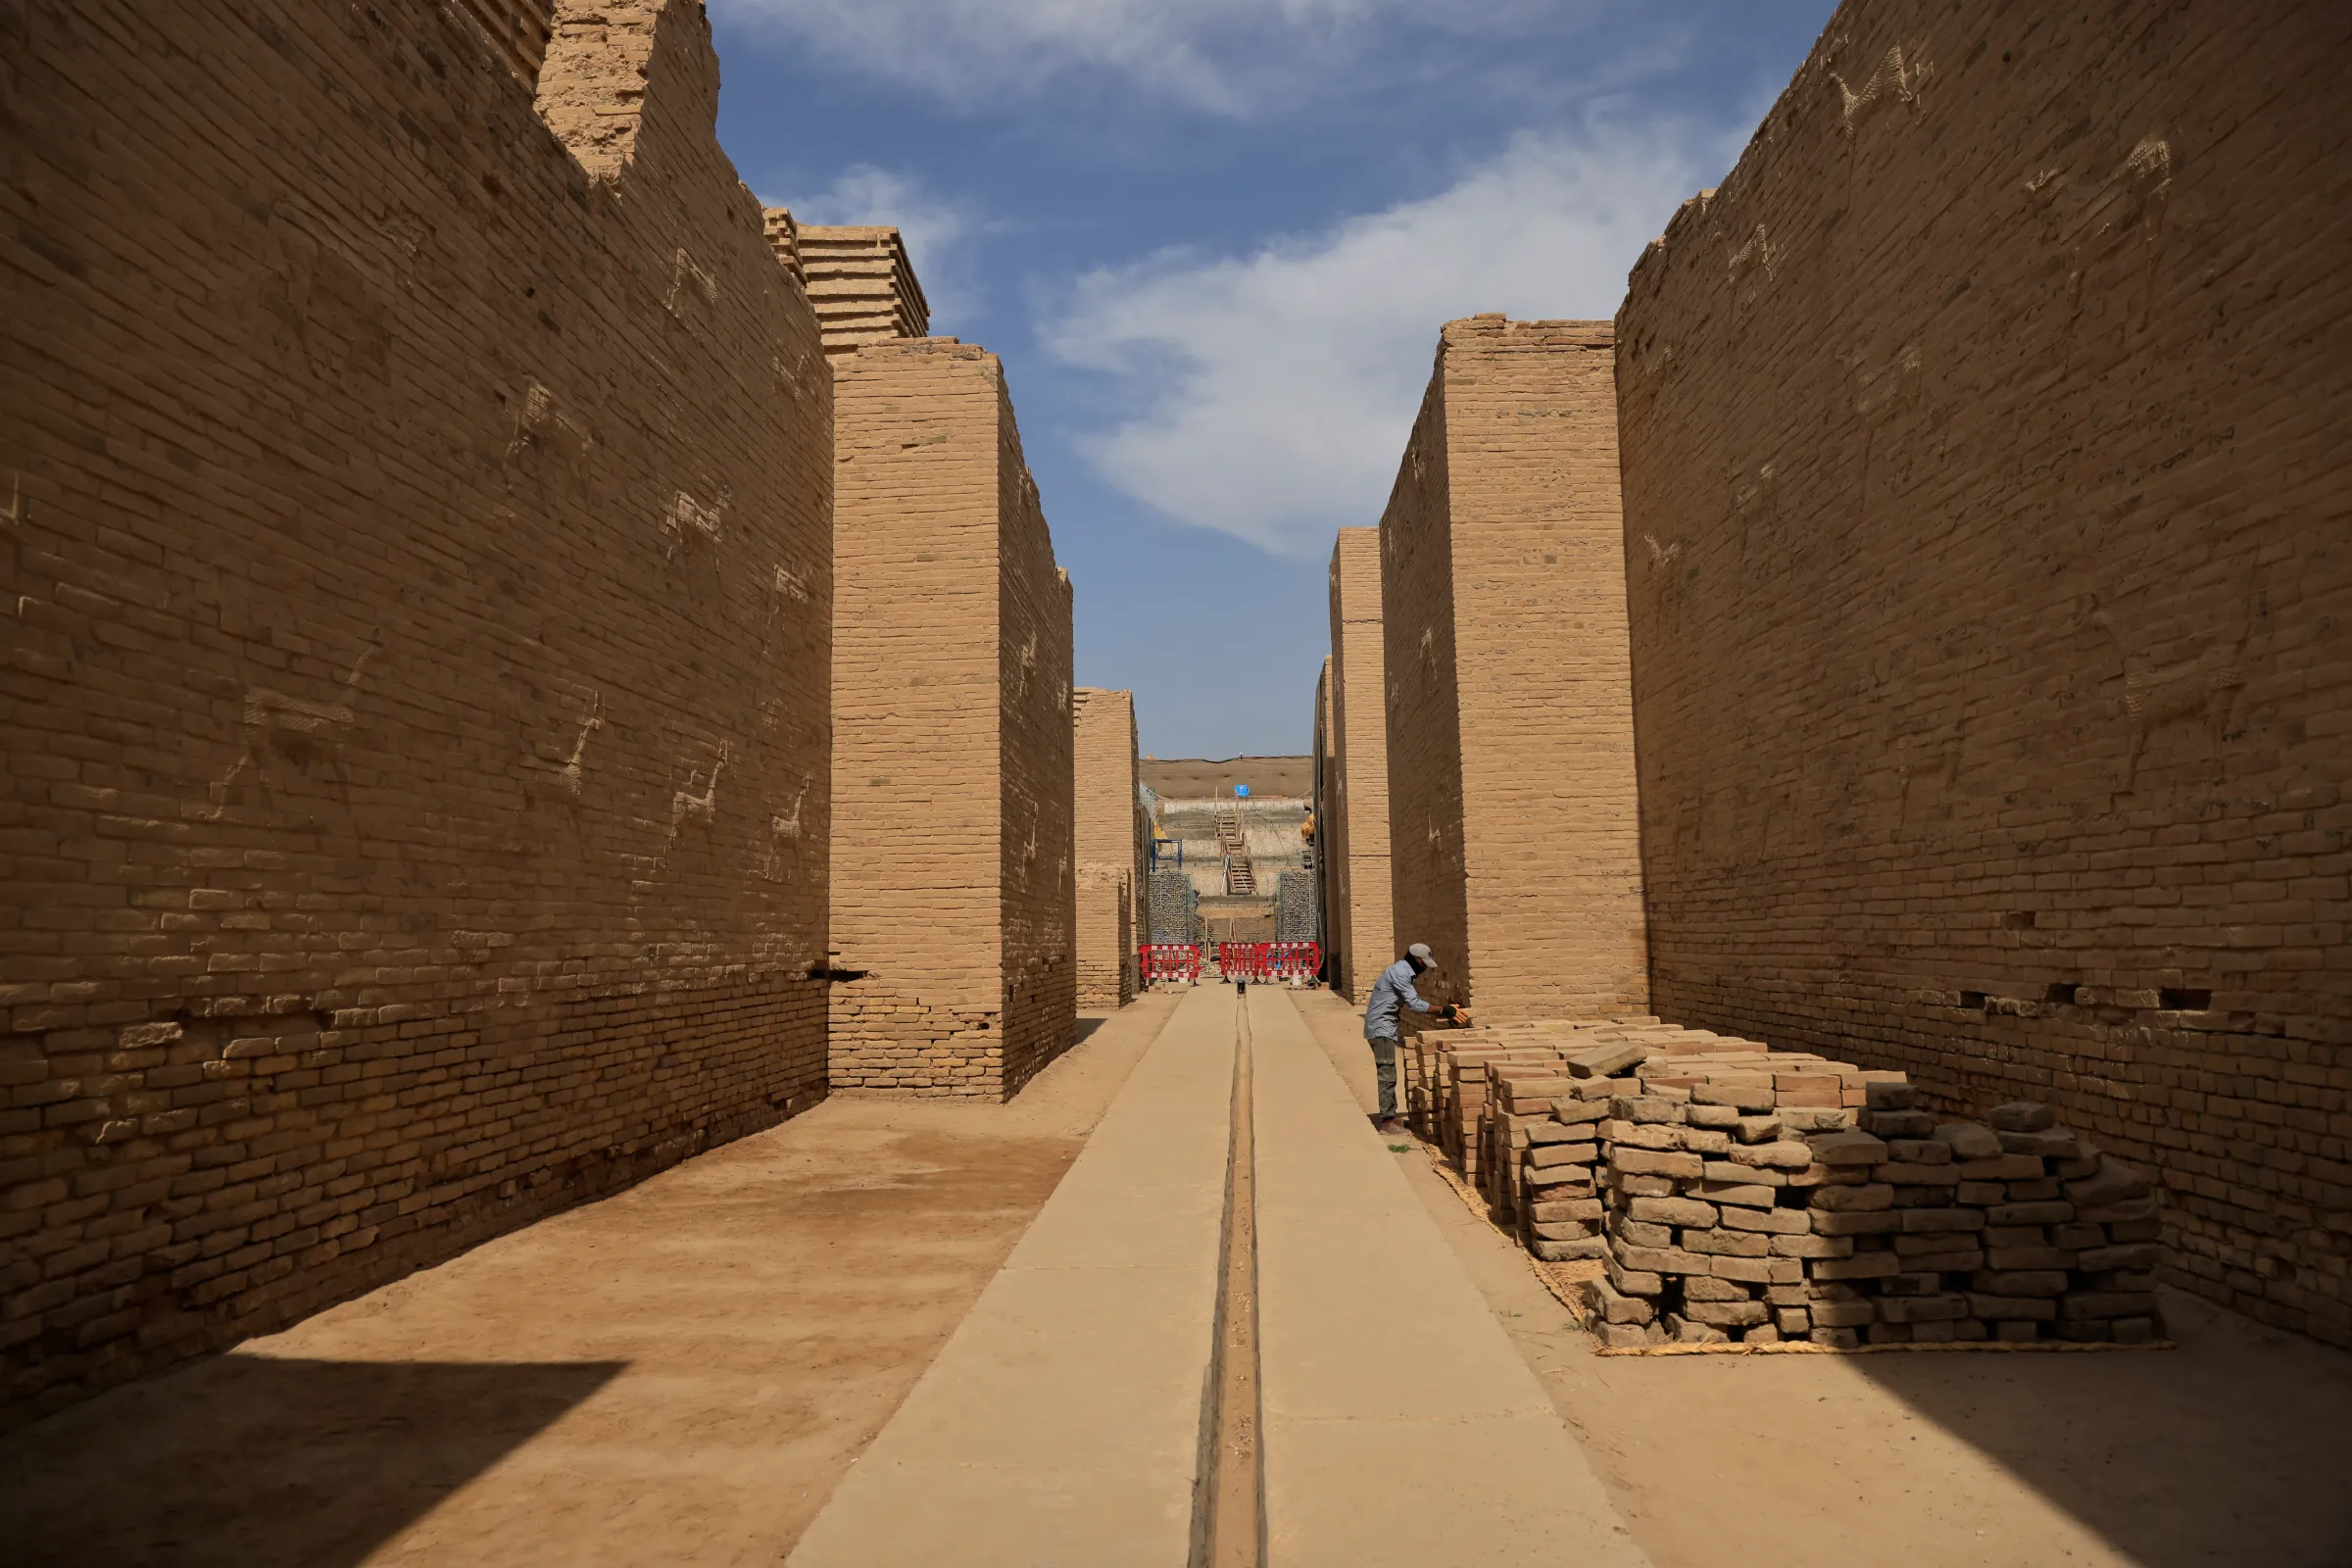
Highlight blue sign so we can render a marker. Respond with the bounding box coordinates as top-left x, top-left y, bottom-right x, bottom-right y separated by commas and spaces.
1235, 785, 1250, 798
